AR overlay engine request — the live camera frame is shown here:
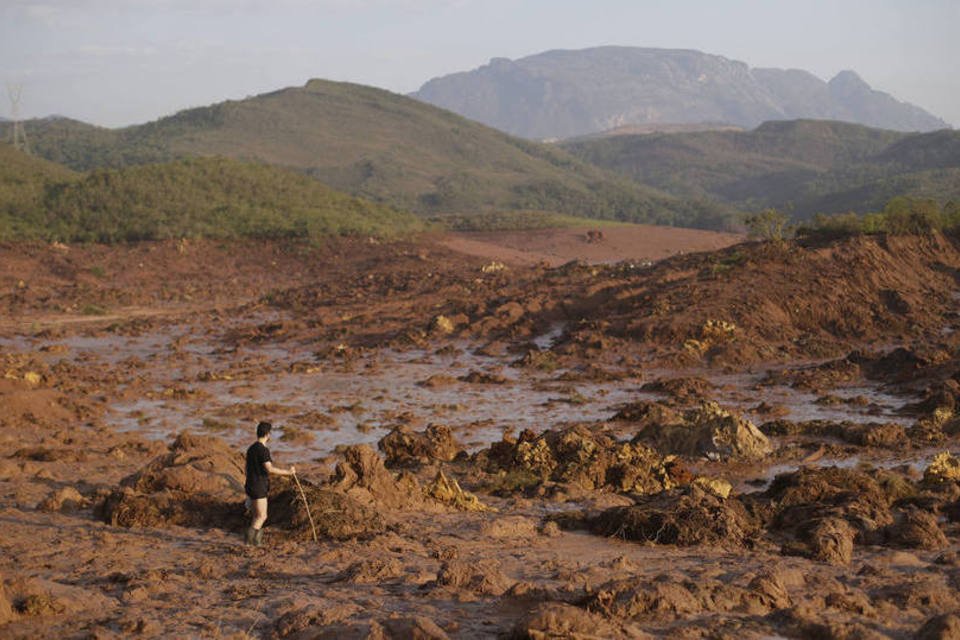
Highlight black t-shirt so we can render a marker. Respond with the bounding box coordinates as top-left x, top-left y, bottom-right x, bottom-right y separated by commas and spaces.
245, 441, 272, 499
